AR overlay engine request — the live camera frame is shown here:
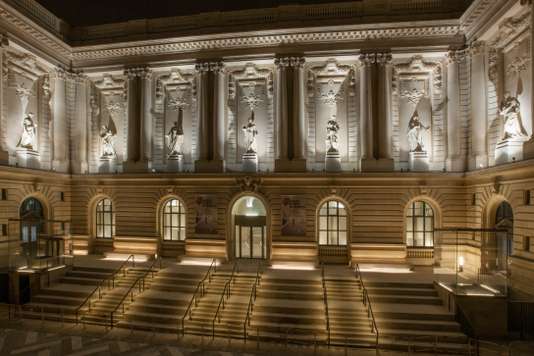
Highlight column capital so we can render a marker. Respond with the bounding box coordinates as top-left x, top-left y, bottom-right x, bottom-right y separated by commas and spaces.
447, 49, 467, 64
124, 66, 152, 79
359, 53, 376, 66
195, 60, 225, 73
274, 56, 305, 68
376, 52, 393, 65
